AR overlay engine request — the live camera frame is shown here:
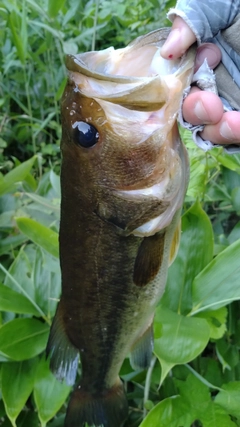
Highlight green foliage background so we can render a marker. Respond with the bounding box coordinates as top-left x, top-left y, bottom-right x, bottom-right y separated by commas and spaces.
1, 0, 240, 426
